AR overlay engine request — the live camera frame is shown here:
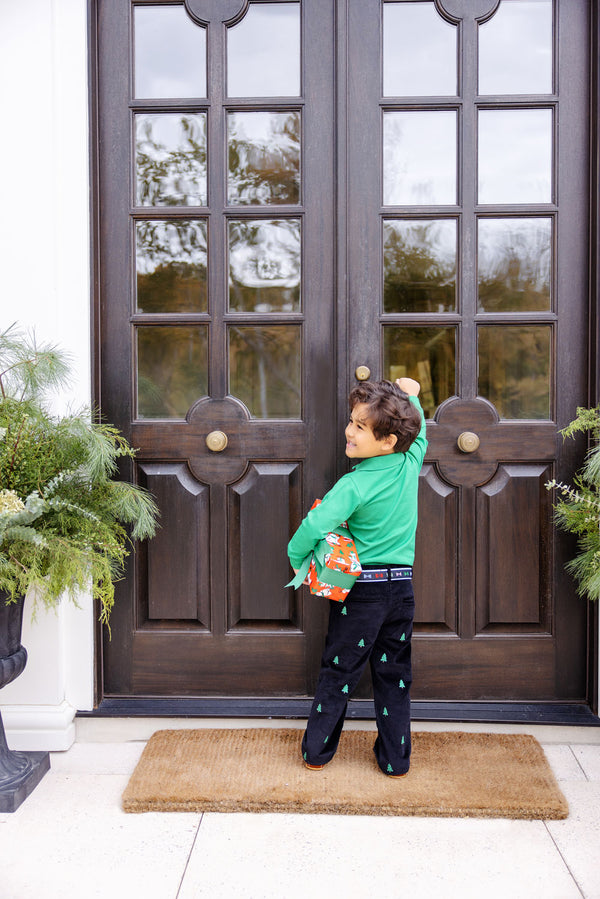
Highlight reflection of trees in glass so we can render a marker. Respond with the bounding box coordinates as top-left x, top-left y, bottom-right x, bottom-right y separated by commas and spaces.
383, 220, 456, 313
478, 326, 550, 420
135, 114, 207, 206
137, 326, 208, 419
136, 220, 207, 313
476, 223, 552, 417
478, 219, 551, 312
229, 326, 301, 419
228, 112, 300, 205
384, 327, 456, 419
228, 219, 301, 312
